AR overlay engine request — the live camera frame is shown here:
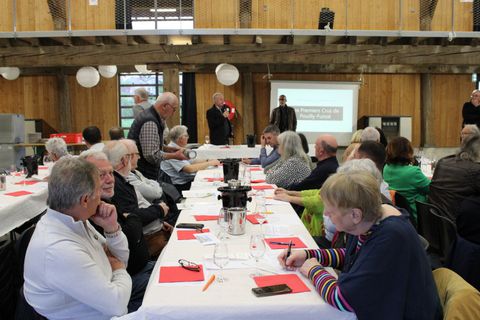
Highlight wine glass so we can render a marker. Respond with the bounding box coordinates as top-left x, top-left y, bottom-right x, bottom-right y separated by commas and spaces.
204, 135, 210, 145
217, 208, 230, 240
249, 234, 266, 277
213, 242, 229, 283
243, 168, 251, 186
255, 190, 267, 234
